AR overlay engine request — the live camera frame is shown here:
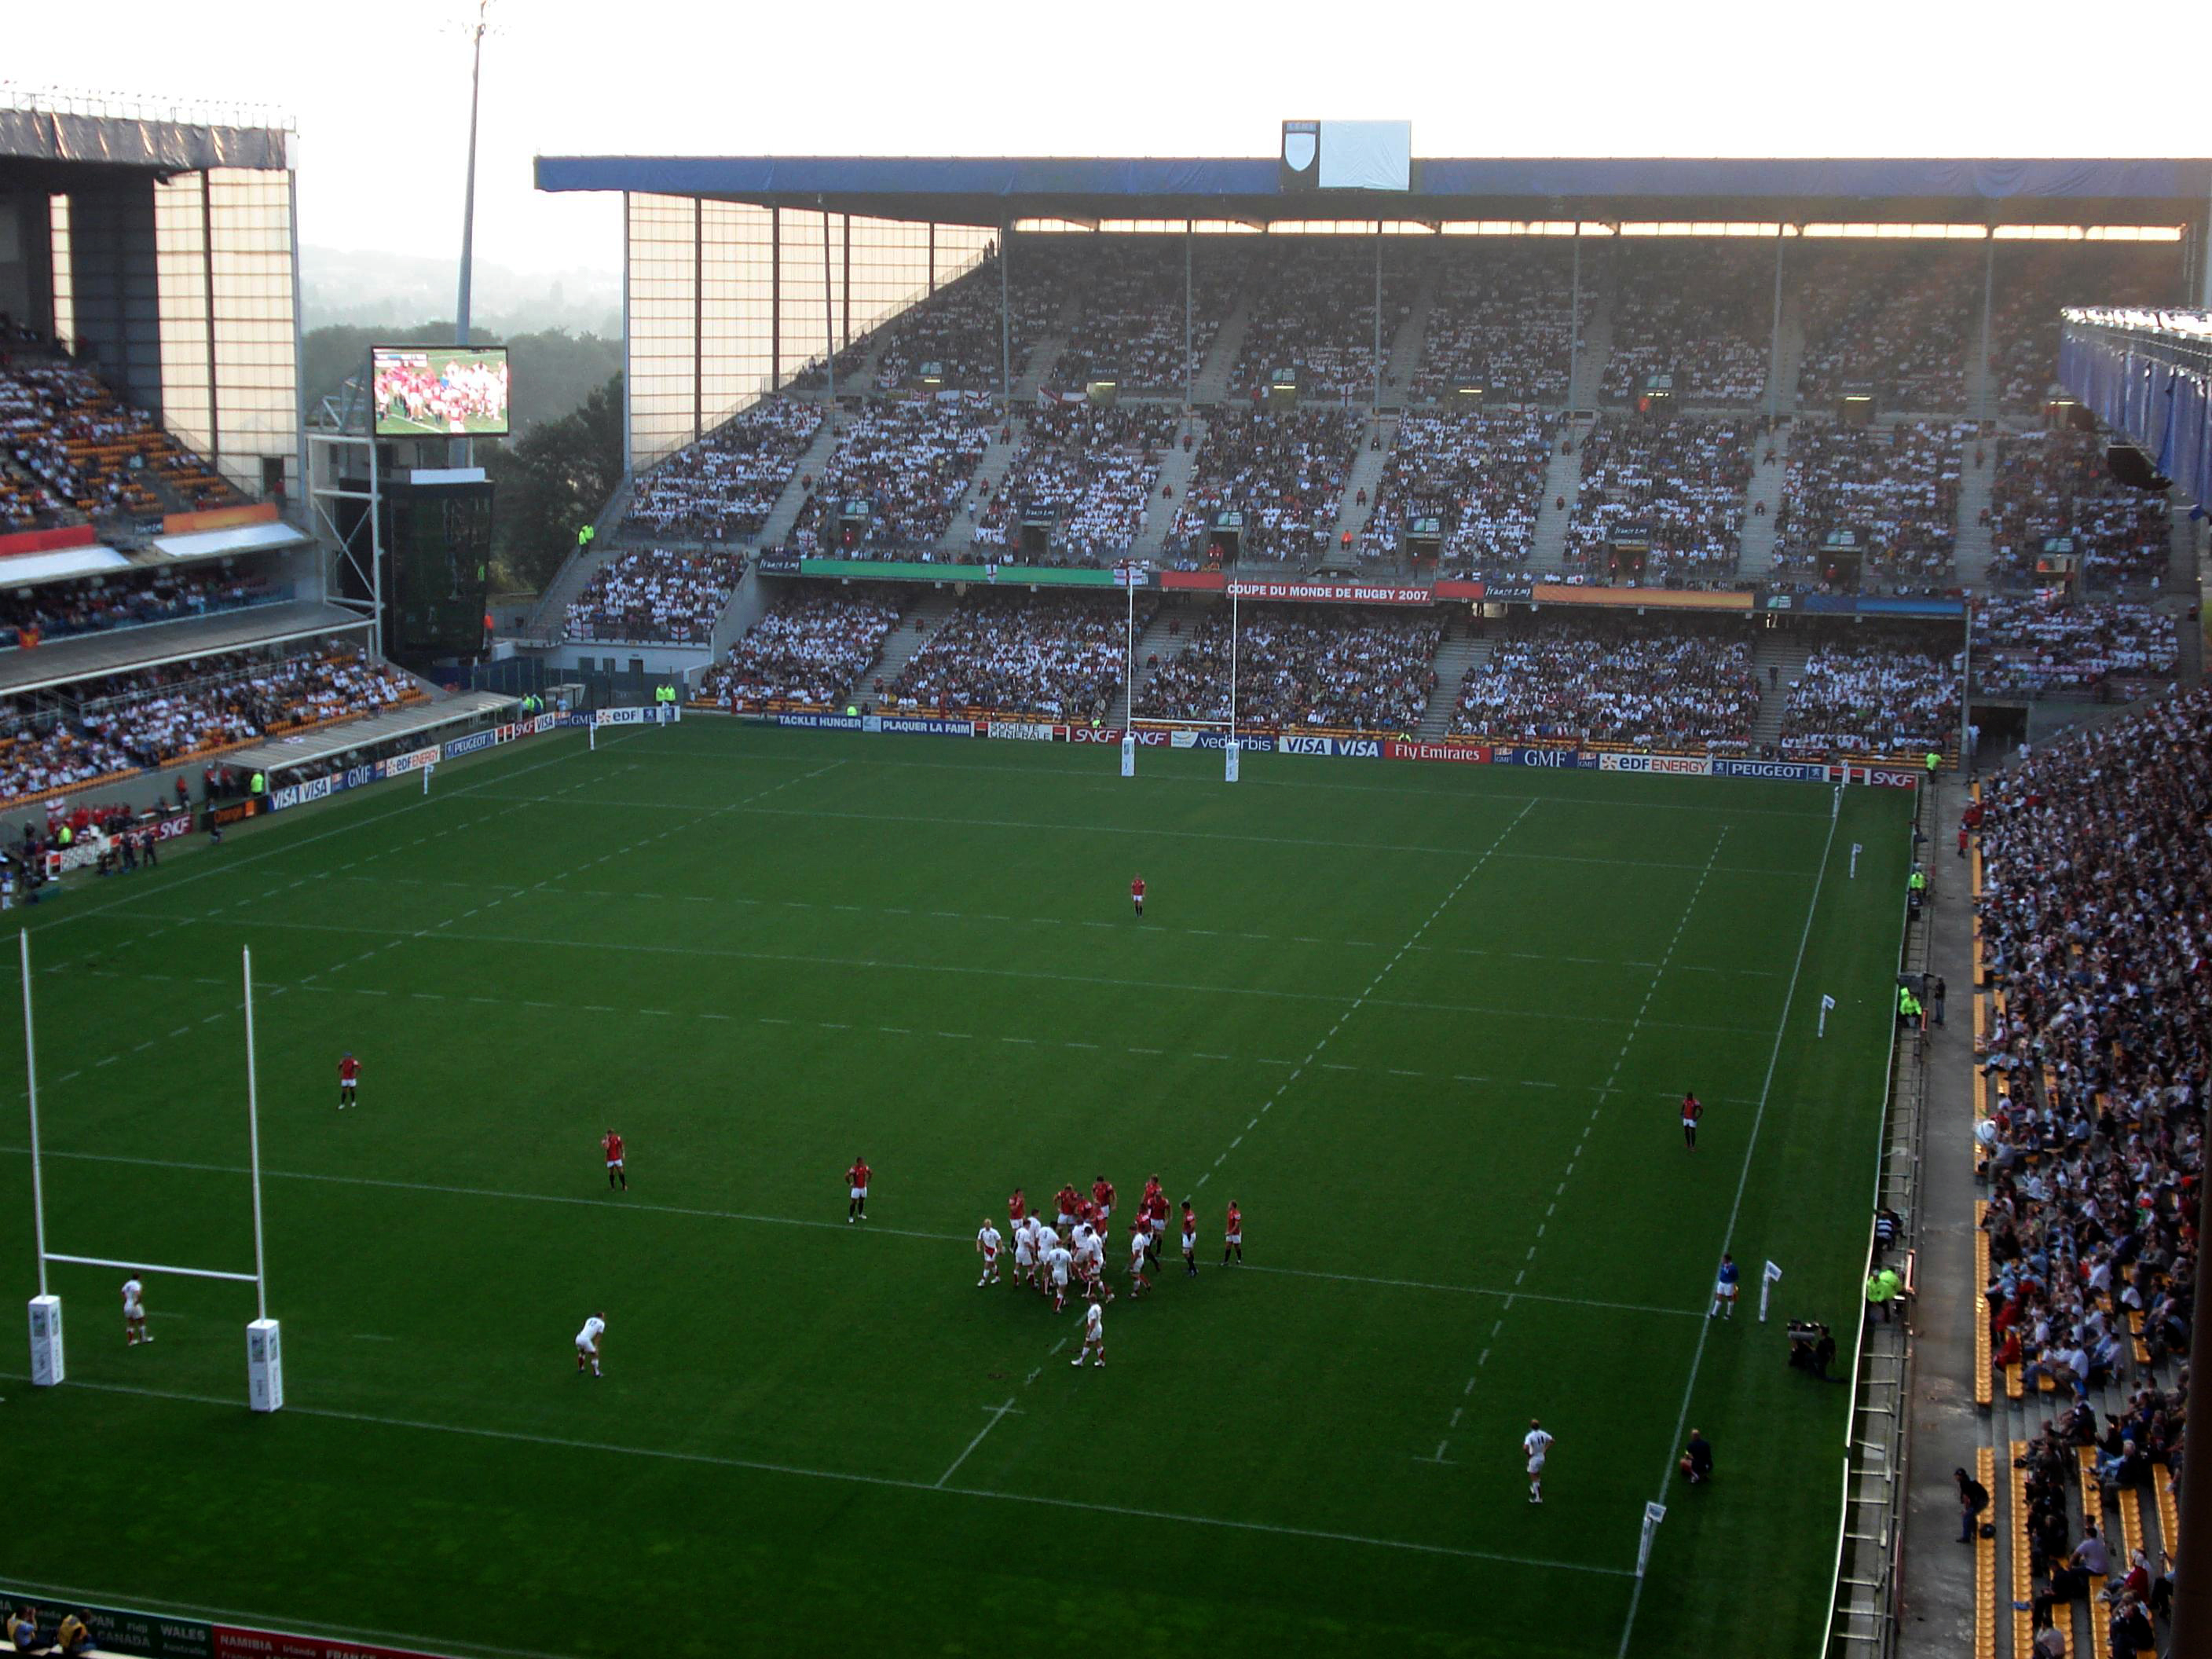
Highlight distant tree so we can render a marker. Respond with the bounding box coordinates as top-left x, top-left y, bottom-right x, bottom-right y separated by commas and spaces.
485, 373, 624, 592
300, 324, 621, 435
